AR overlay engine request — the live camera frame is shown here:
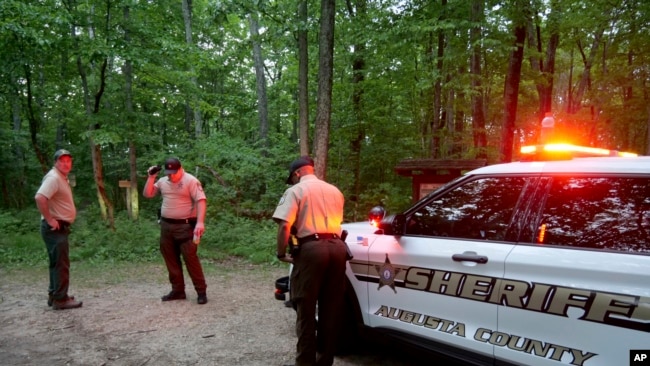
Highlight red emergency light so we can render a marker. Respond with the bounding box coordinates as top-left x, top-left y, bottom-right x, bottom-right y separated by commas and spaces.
520, 143, 638, 160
